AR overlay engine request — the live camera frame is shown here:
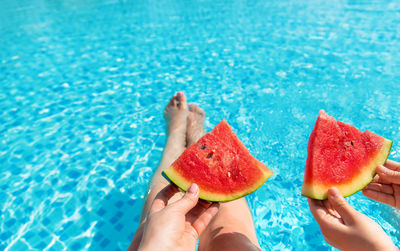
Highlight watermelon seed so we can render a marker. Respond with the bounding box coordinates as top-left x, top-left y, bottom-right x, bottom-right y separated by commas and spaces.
351, 141, 354, 146
207, 150, 215, 158
201, 145, 206, 150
